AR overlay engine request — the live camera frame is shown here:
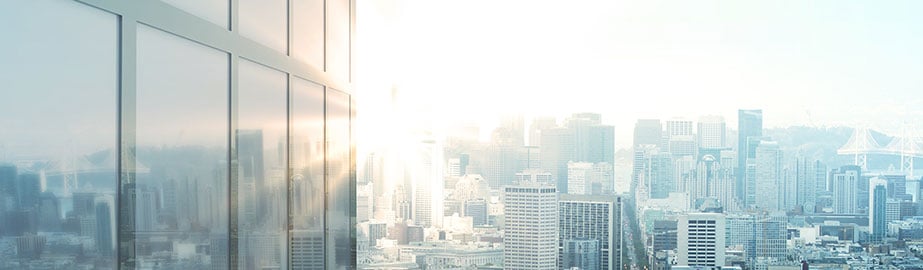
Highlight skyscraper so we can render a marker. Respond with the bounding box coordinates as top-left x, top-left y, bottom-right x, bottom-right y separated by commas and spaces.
754, 141, 783, 211
563, 239, 601, 270
870, 177, 888, 242
542, 113, 615, 194
95, 200, 114, 256
832, 166, 862, 214
634, 146, 674, 199
413, 139, 443, 228
559, 194, 621, 270
794, 159, 827, 213
633, 119, 663, 148
677, 213, 726, 267
464, 199, 488, 226
566, 162, 614, 195
665, 118, 694, 138
541, 127, 576, 193
737, 109, 763, 204
504, 184, 558, 269
697, 115, 726, 149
